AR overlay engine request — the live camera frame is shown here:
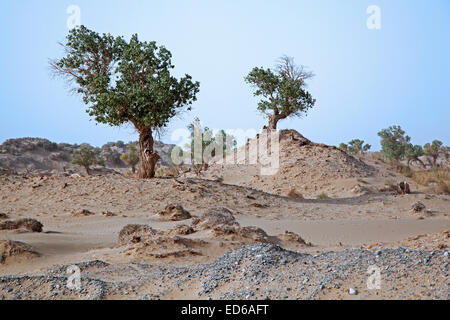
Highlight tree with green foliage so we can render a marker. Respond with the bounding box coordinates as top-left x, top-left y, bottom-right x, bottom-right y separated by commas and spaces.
72, 147, 104, 175
245, 56, 316, 130
120, 144, 140, 173
184, 118, 236, 173
424, 140, 445, 168
169, 118, 236, 174
338, 143, 348, 152
377, 125, 410, 162
404, 144, 425, 168
348, 139, 370, 155
338, 139, 371, 155
50, 26, 200, 178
